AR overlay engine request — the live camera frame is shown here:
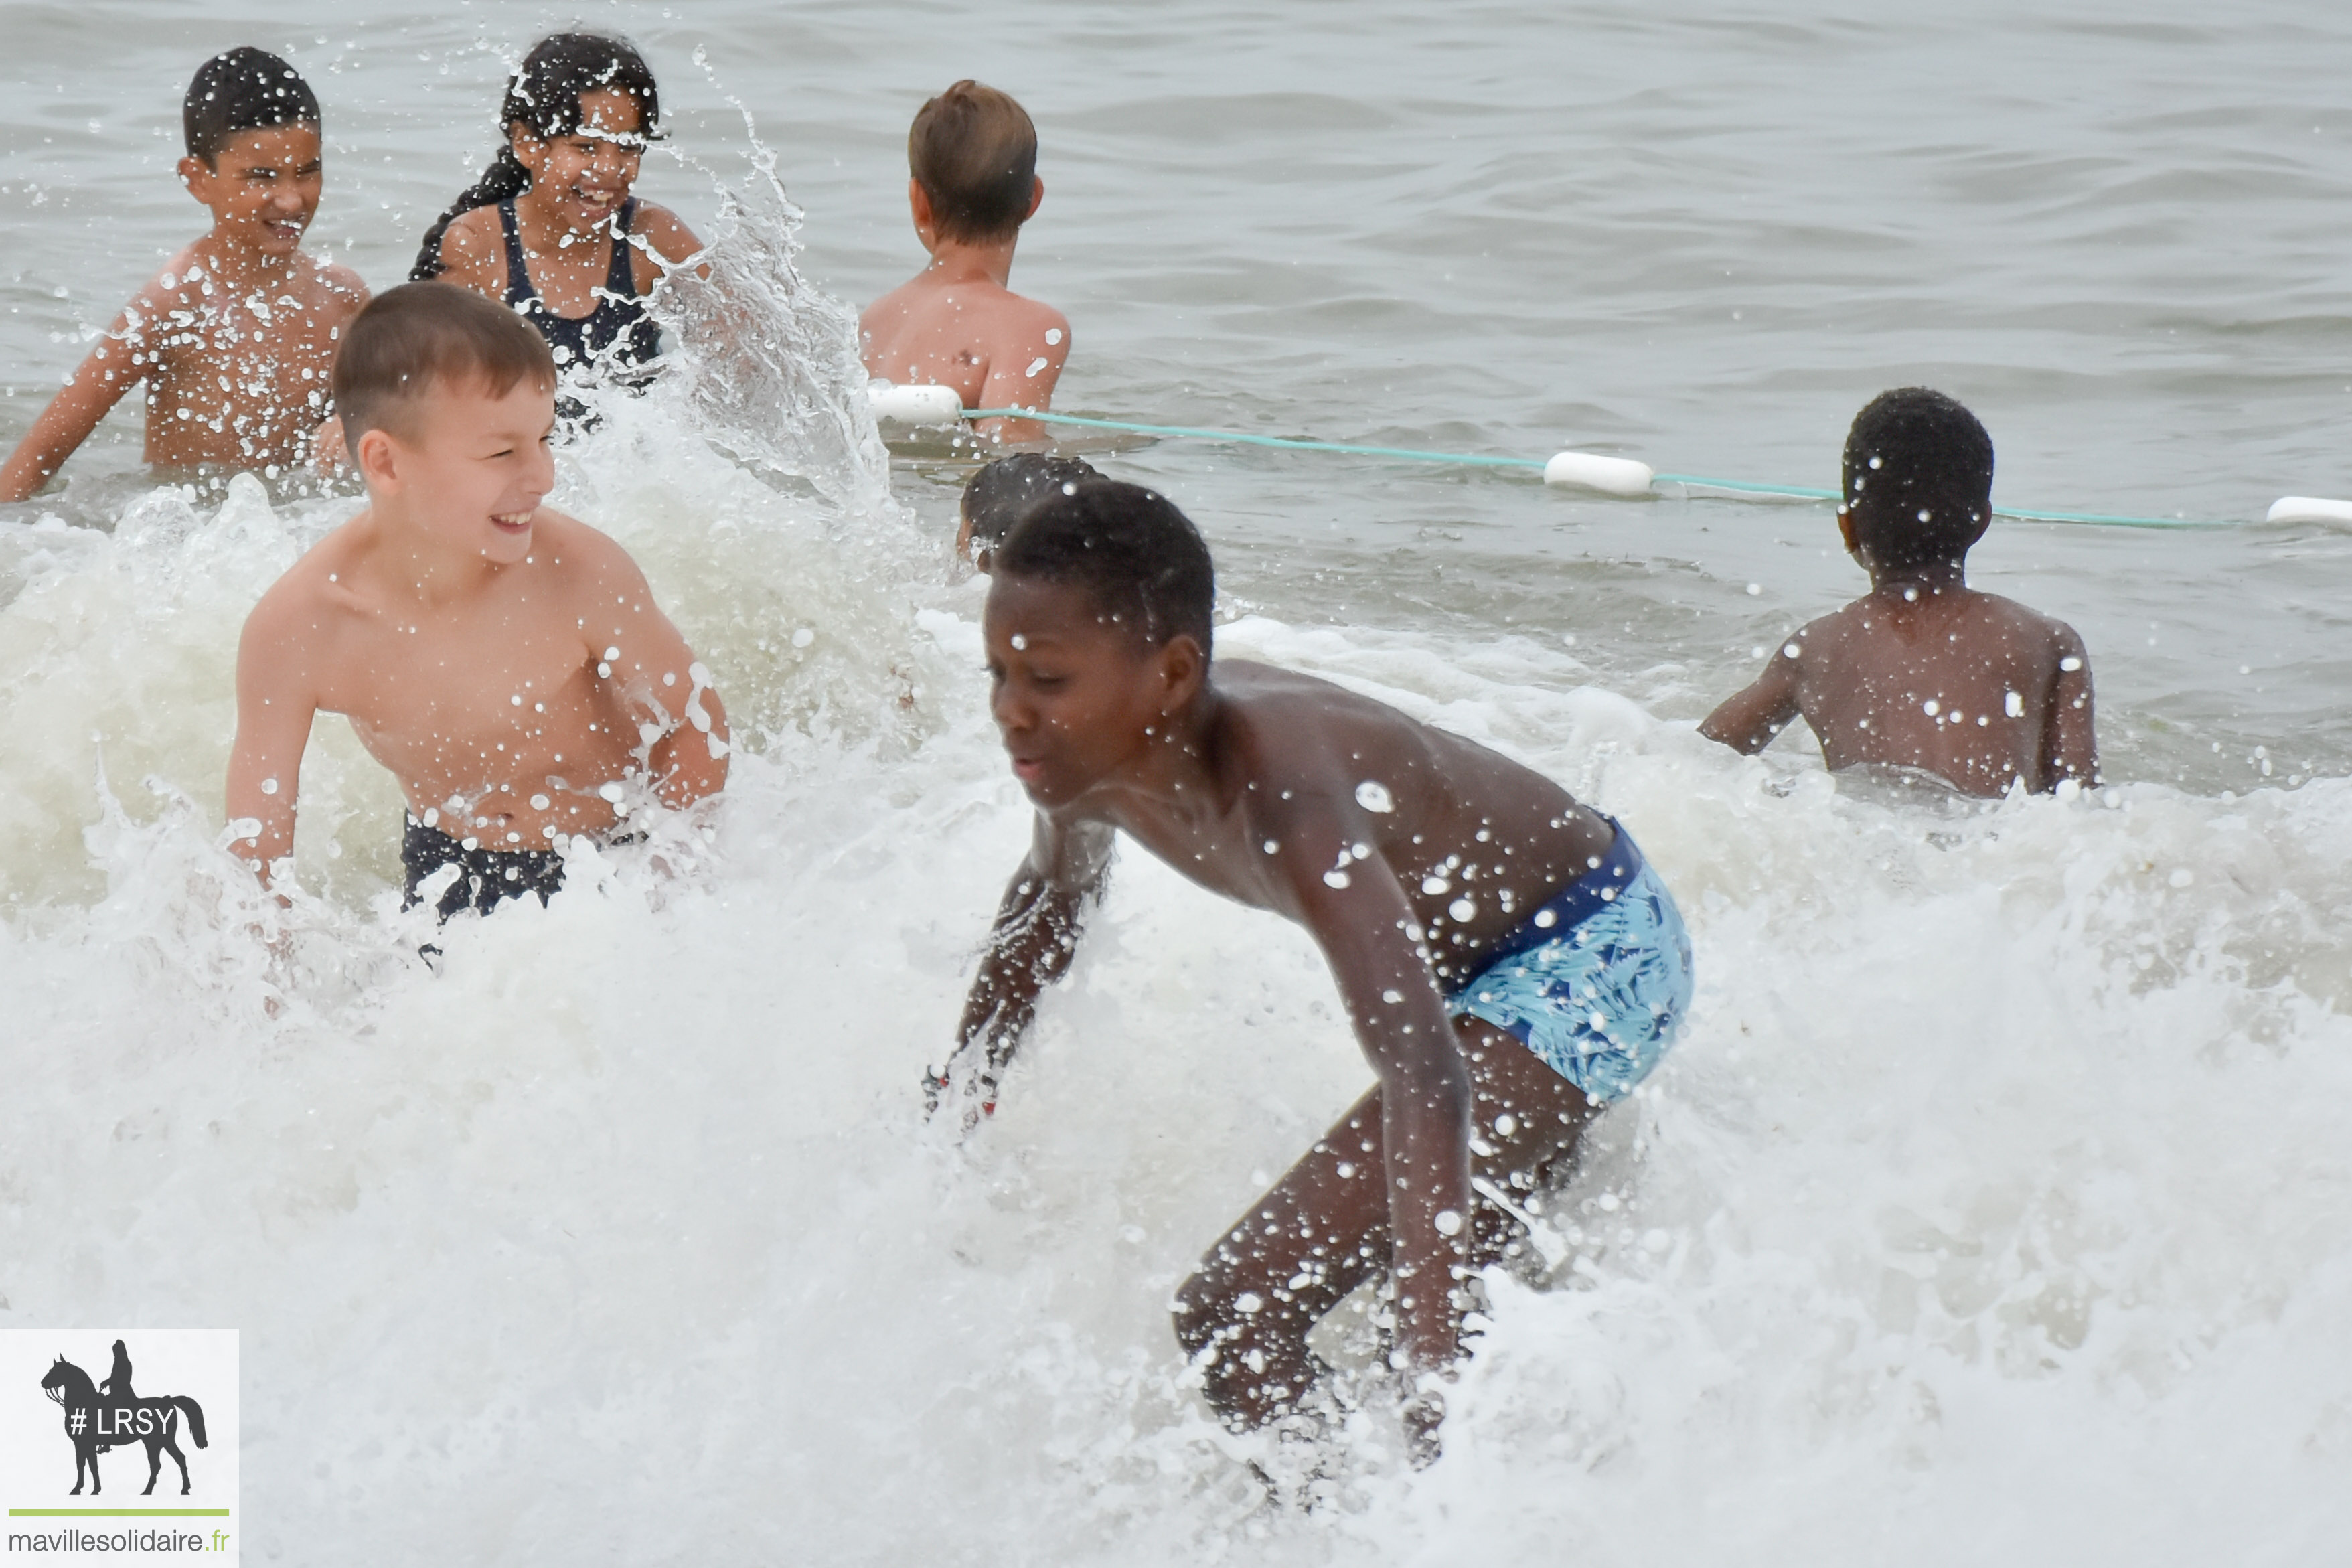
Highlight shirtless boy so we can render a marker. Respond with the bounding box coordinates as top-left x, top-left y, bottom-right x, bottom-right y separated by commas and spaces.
1701, 388, 2097, 796
939, 481, 1694, 1459
860, 82, 1069, 443
226, 283, 728, 918
0, 48, 366, 502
